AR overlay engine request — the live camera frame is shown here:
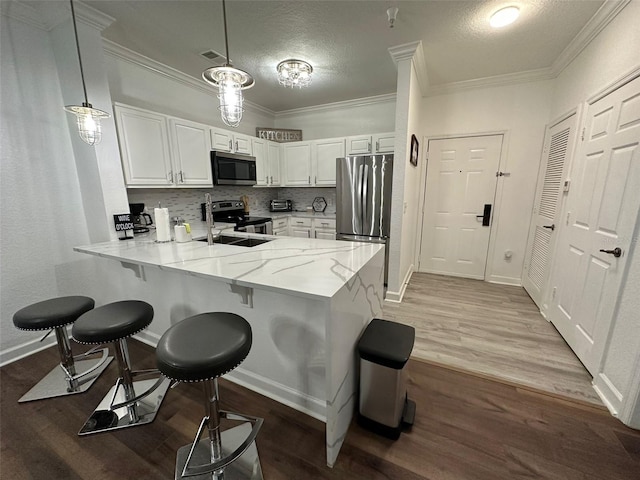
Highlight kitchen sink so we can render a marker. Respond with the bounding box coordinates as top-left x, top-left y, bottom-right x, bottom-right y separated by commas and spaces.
197, 235, 272, 247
